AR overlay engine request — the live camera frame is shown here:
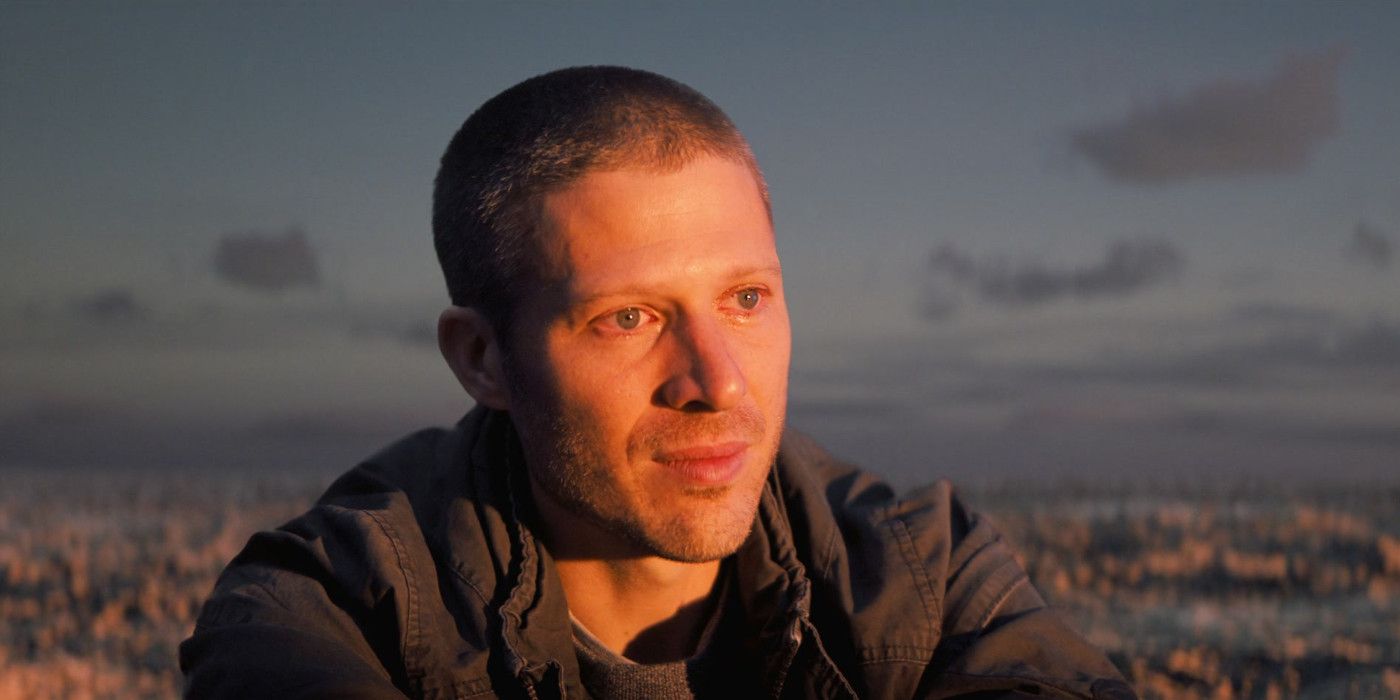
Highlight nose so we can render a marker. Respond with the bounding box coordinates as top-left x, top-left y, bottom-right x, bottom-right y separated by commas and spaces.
657, 316, 747, 412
